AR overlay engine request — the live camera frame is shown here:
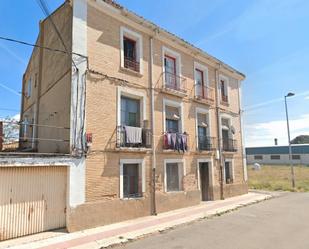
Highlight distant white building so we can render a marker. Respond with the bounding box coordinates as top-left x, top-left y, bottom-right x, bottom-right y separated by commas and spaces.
246, 144, 309, 165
